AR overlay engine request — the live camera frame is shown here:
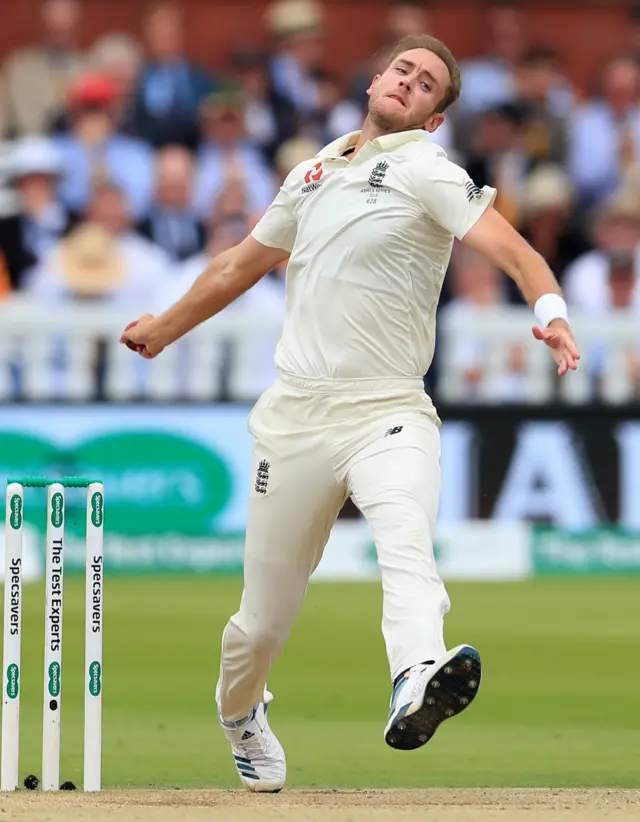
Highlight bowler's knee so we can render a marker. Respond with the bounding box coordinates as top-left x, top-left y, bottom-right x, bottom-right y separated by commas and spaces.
224, 614, 288, 658
380, 516, 434, 558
